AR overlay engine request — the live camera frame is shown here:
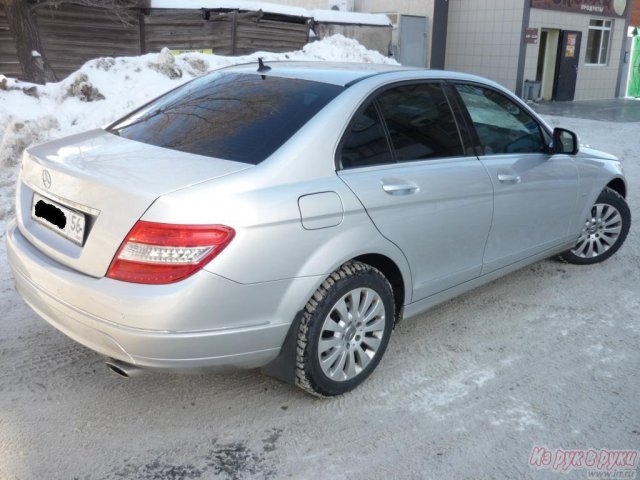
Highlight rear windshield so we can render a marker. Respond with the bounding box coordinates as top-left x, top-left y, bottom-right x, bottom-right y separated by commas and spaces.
108, 72, 344, 164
